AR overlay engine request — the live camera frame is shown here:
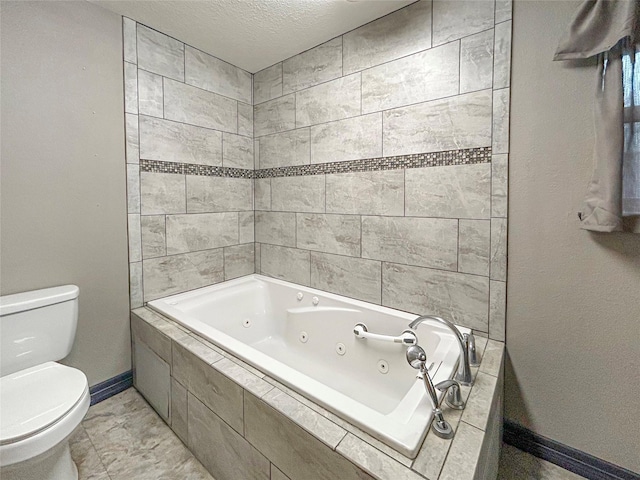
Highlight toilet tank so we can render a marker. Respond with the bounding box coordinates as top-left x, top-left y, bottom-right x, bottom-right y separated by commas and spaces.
0, 285, 79, 377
